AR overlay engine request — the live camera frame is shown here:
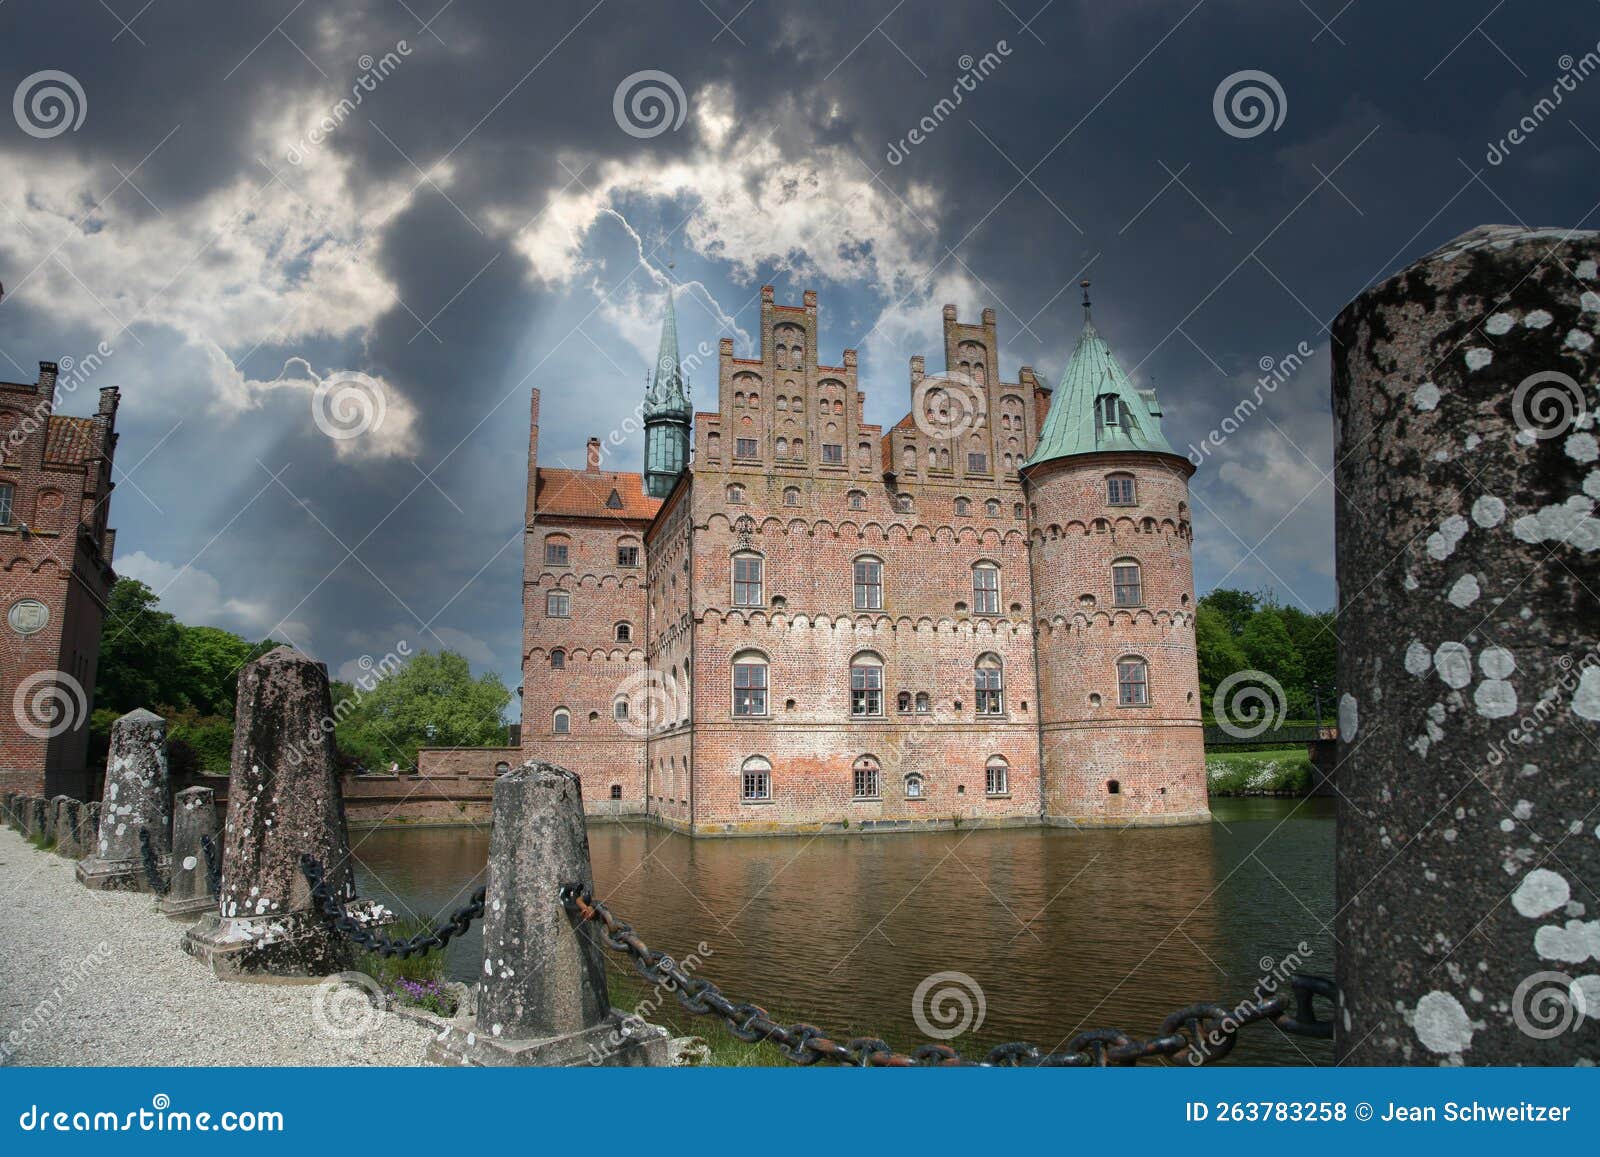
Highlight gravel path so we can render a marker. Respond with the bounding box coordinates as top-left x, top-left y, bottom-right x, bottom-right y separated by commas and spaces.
0, 827, 437, 1066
